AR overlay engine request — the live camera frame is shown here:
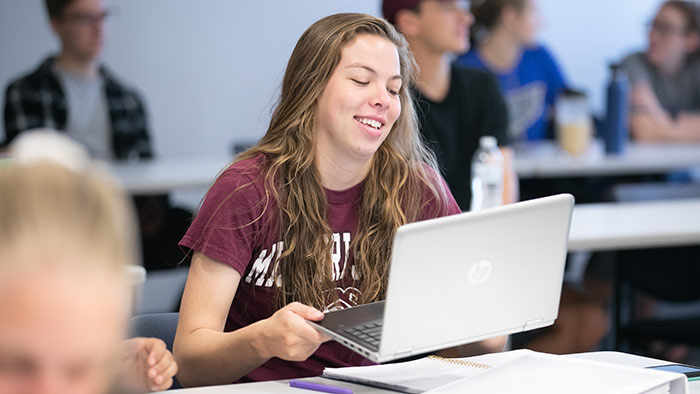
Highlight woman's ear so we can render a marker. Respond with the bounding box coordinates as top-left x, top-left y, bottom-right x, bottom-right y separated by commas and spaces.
395, 9, 420, 38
